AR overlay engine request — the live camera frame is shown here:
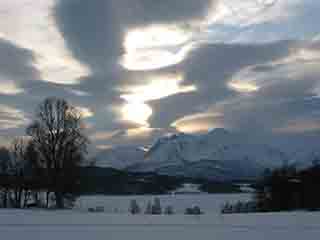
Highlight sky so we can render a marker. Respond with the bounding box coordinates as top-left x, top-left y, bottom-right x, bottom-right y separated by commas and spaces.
0, 0, 319, 151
